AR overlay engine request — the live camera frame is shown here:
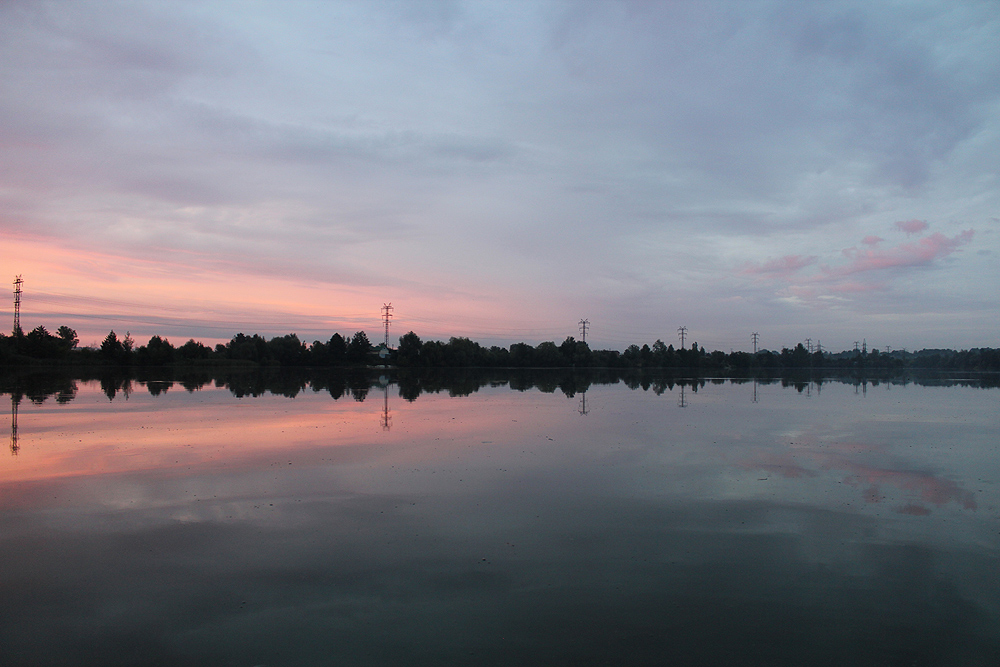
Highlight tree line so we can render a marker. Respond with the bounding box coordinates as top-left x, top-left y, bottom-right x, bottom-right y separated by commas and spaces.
2, 325, 998, 372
